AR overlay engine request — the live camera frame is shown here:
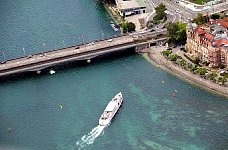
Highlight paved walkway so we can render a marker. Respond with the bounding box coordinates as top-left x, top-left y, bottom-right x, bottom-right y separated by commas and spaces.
141, 46, 228, 97
179, 0, 228, 12
125, 13, 150, 31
